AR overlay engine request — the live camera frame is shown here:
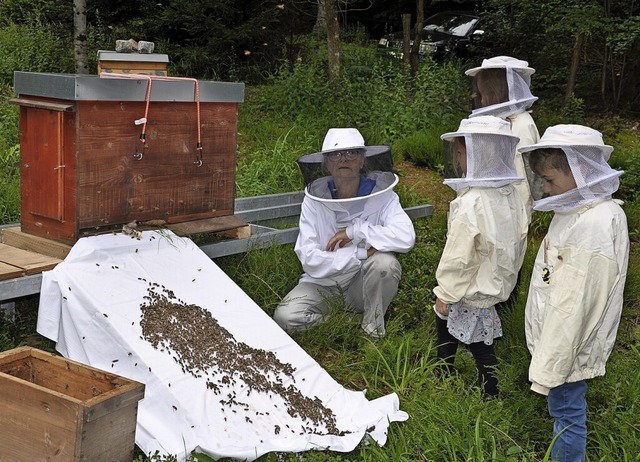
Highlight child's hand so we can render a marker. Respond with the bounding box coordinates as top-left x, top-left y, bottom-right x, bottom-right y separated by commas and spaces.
435, 298, 449, 317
